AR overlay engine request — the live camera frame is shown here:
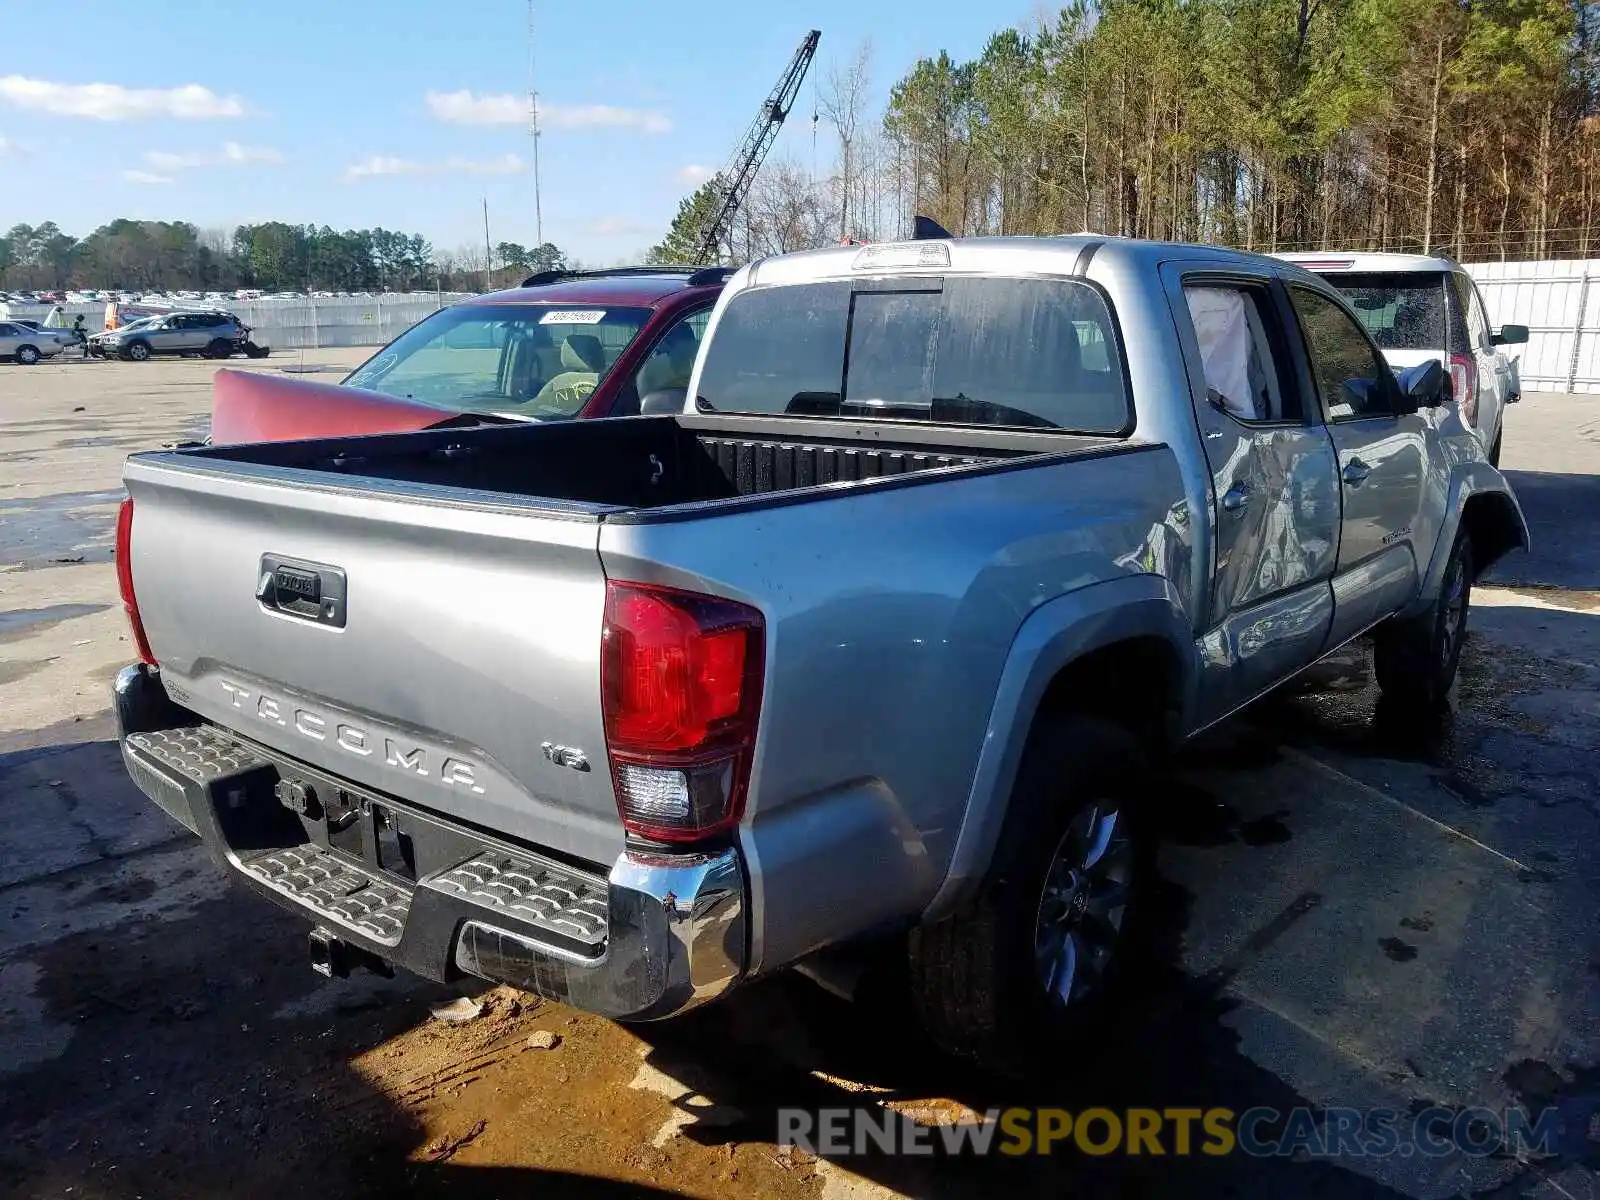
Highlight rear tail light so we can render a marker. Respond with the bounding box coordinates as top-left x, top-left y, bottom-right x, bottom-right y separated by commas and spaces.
601, 581, 764, 843
1448, 353, 1478, 426
115, 497, 157, 665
